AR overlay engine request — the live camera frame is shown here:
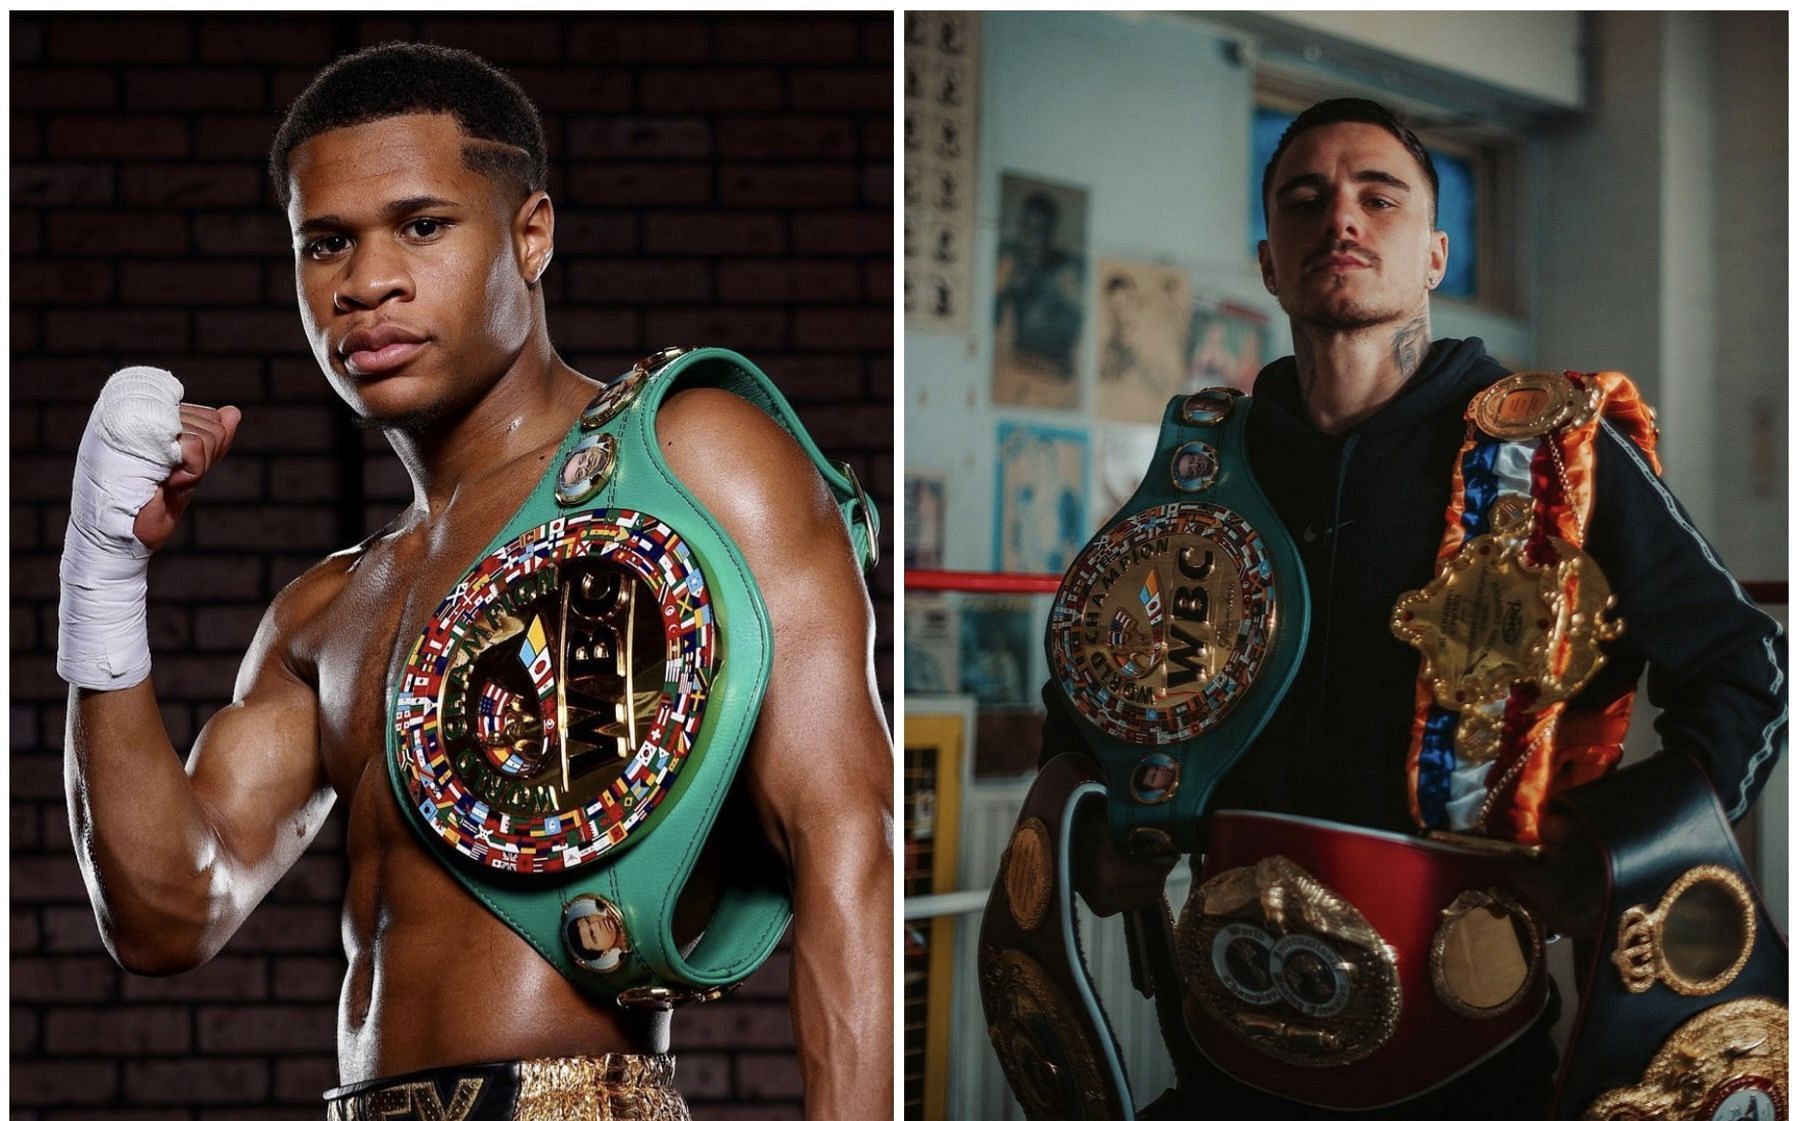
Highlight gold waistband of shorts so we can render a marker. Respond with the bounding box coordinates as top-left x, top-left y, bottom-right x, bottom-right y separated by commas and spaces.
518, 1053, 676, 1090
